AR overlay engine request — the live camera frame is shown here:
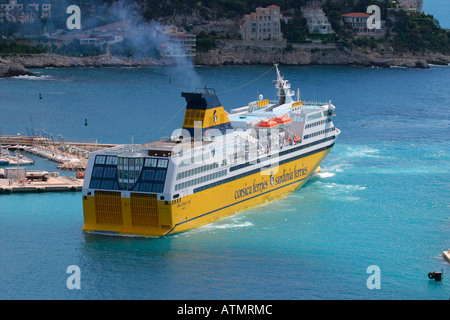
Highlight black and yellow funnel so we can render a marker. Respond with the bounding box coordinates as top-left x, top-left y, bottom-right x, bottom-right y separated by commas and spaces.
181, 88, 232, 139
